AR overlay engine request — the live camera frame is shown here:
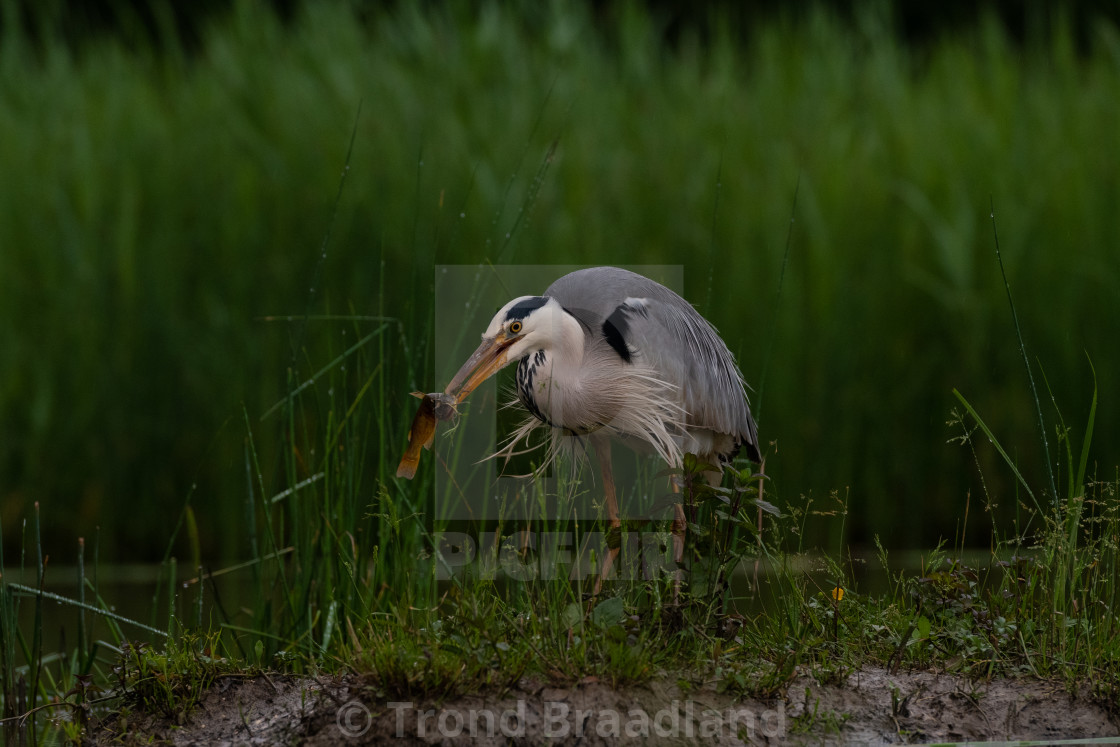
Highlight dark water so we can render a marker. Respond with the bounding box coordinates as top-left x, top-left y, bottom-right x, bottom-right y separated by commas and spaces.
6, 564, 196, 670
5, 549, 1004, 670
